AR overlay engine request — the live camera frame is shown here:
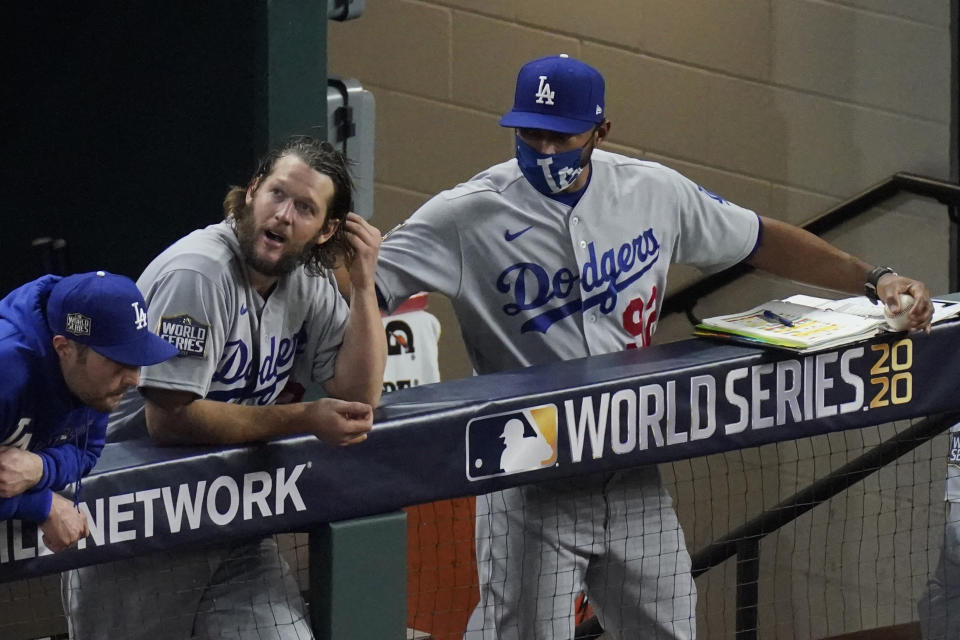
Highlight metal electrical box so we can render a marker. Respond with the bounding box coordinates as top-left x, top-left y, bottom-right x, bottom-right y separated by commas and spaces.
327, 77, 375, 220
